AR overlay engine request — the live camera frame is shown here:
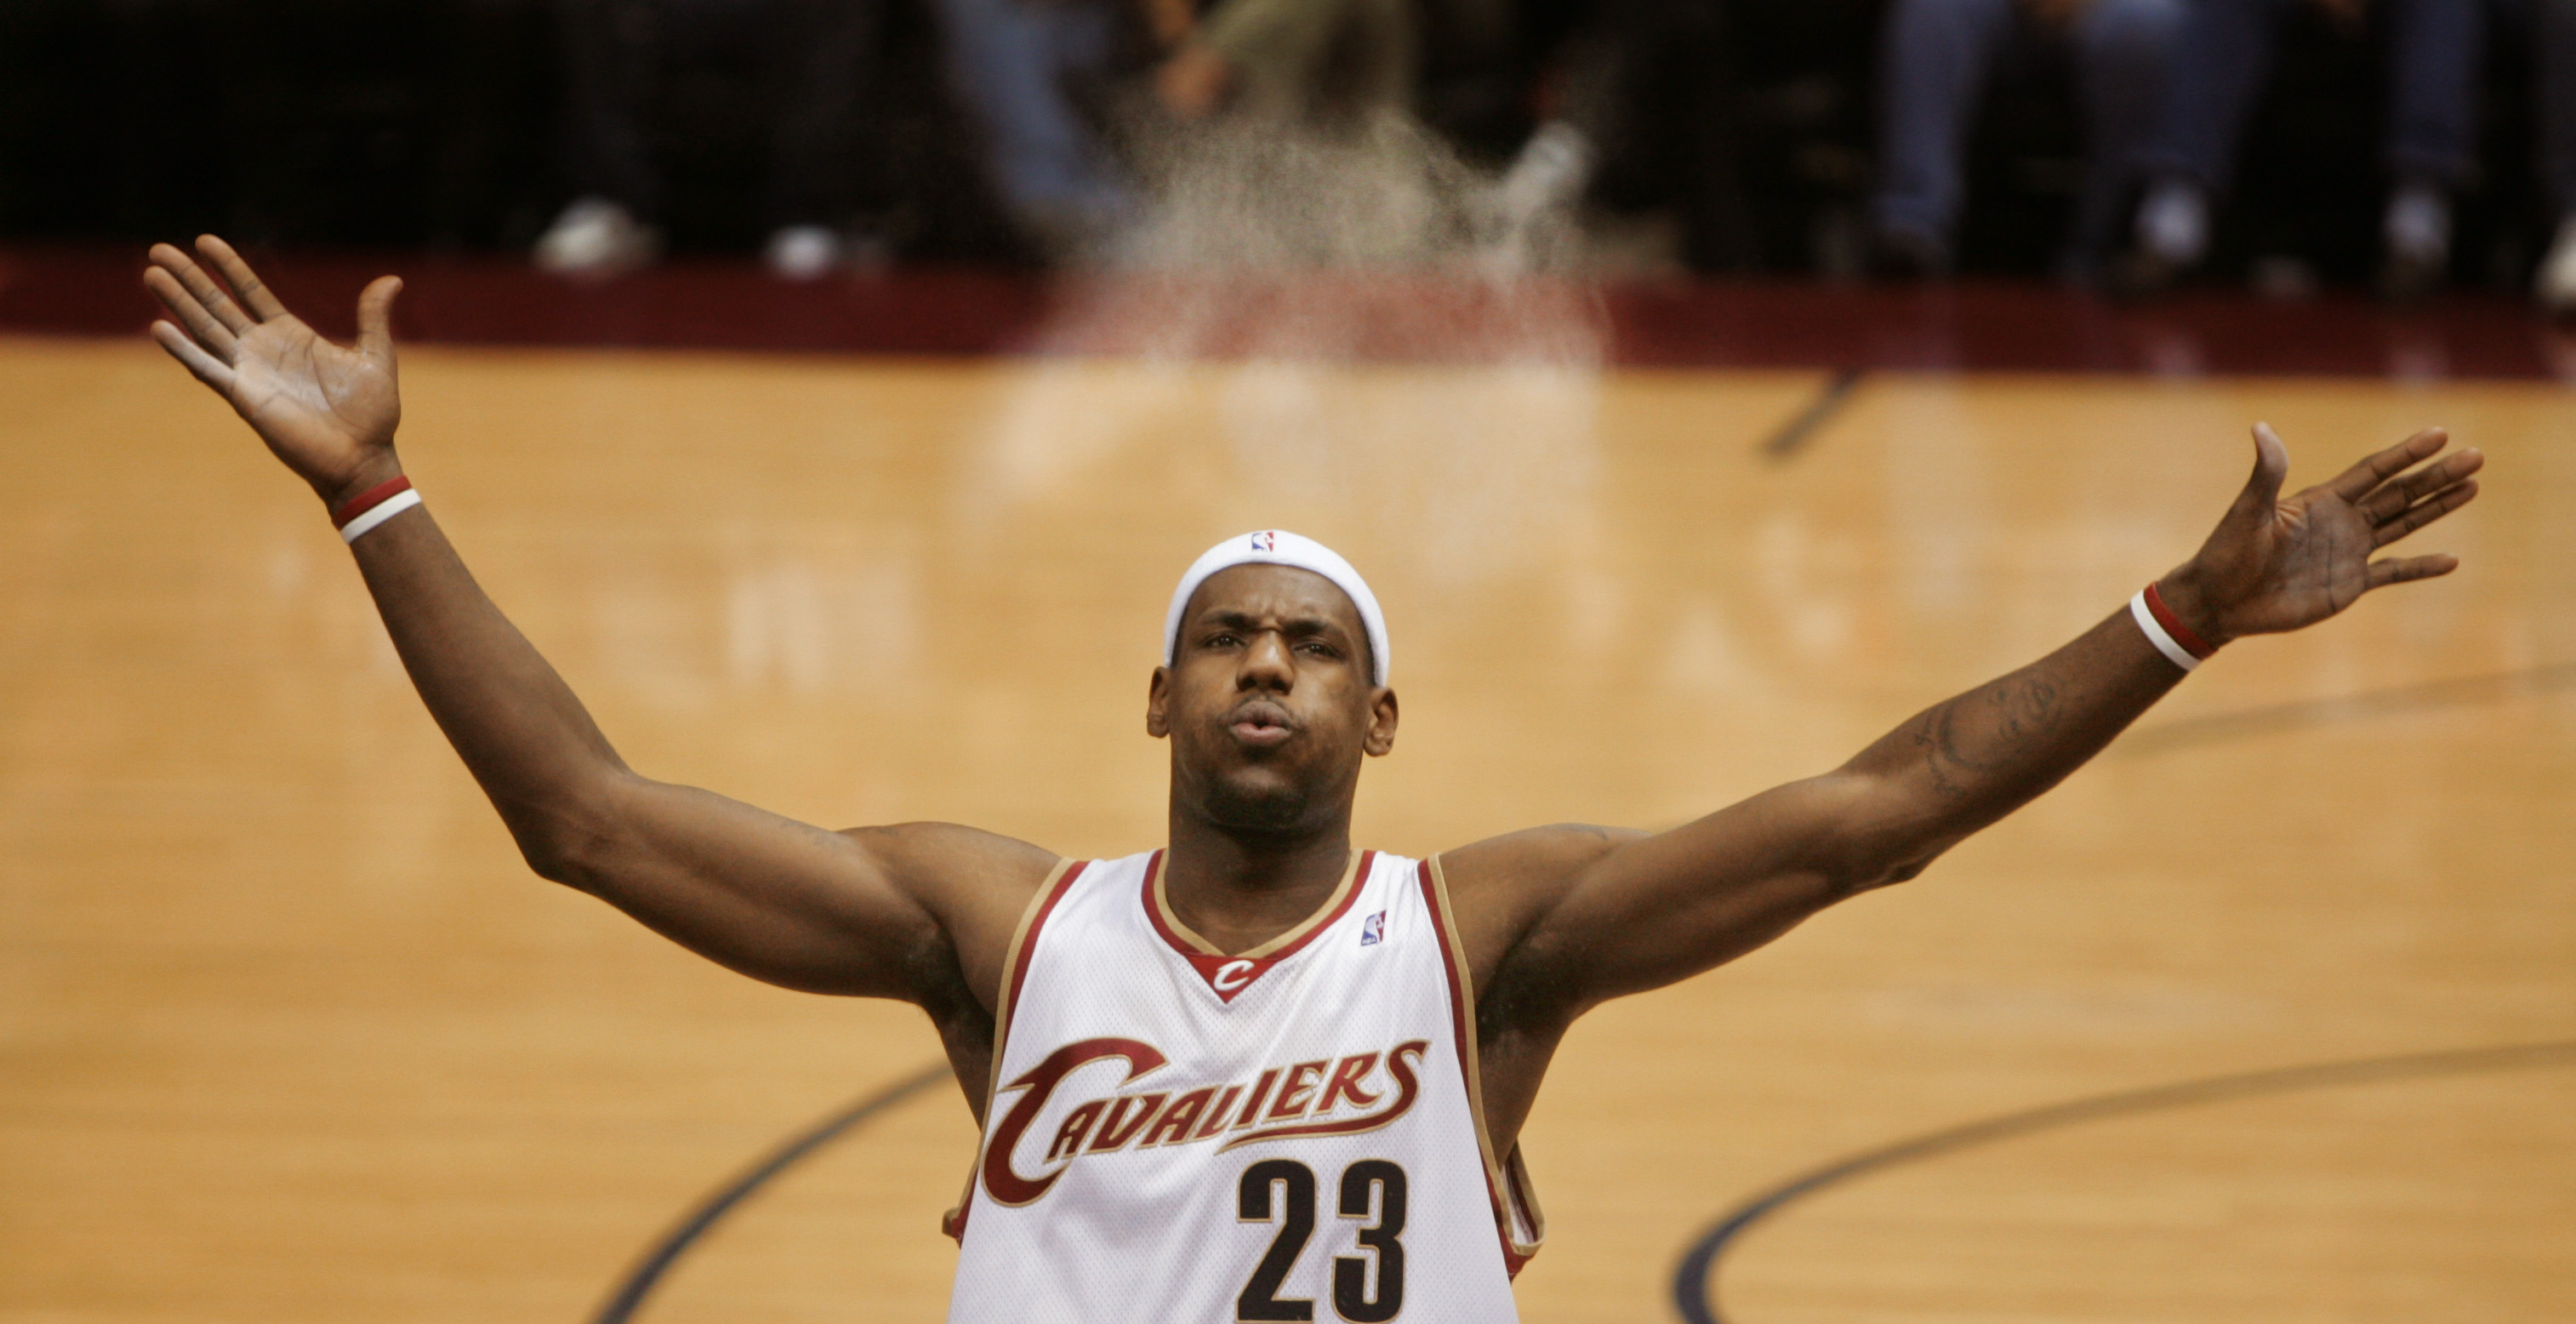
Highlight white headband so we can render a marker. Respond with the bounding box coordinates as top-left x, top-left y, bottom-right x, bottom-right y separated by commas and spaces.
1164, 530, 1390, 686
